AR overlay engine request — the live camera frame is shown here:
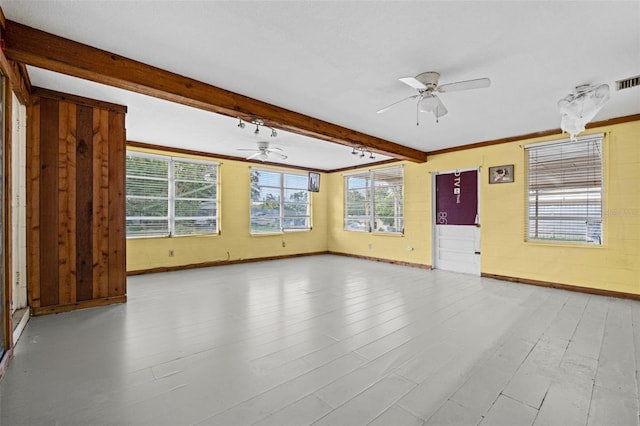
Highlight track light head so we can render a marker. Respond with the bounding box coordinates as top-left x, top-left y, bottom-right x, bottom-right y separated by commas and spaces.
271, 129, 277, 138
254, 125, 260, 135
237, 119, 245, 129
